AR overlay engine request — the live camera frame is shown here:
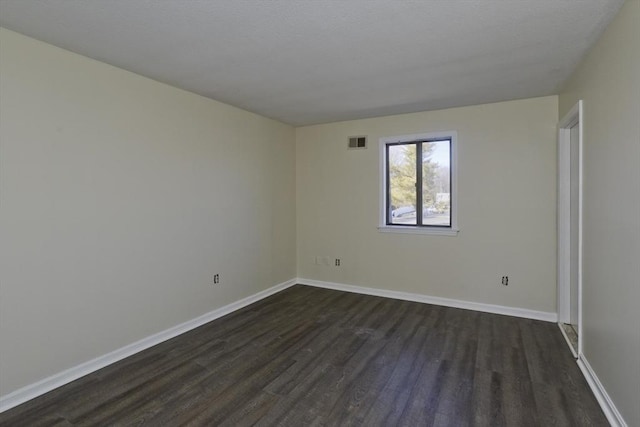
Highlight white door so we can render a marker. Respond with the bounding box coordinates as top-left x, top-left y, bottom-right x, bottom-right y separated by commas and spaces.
557, 100, 582, 357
